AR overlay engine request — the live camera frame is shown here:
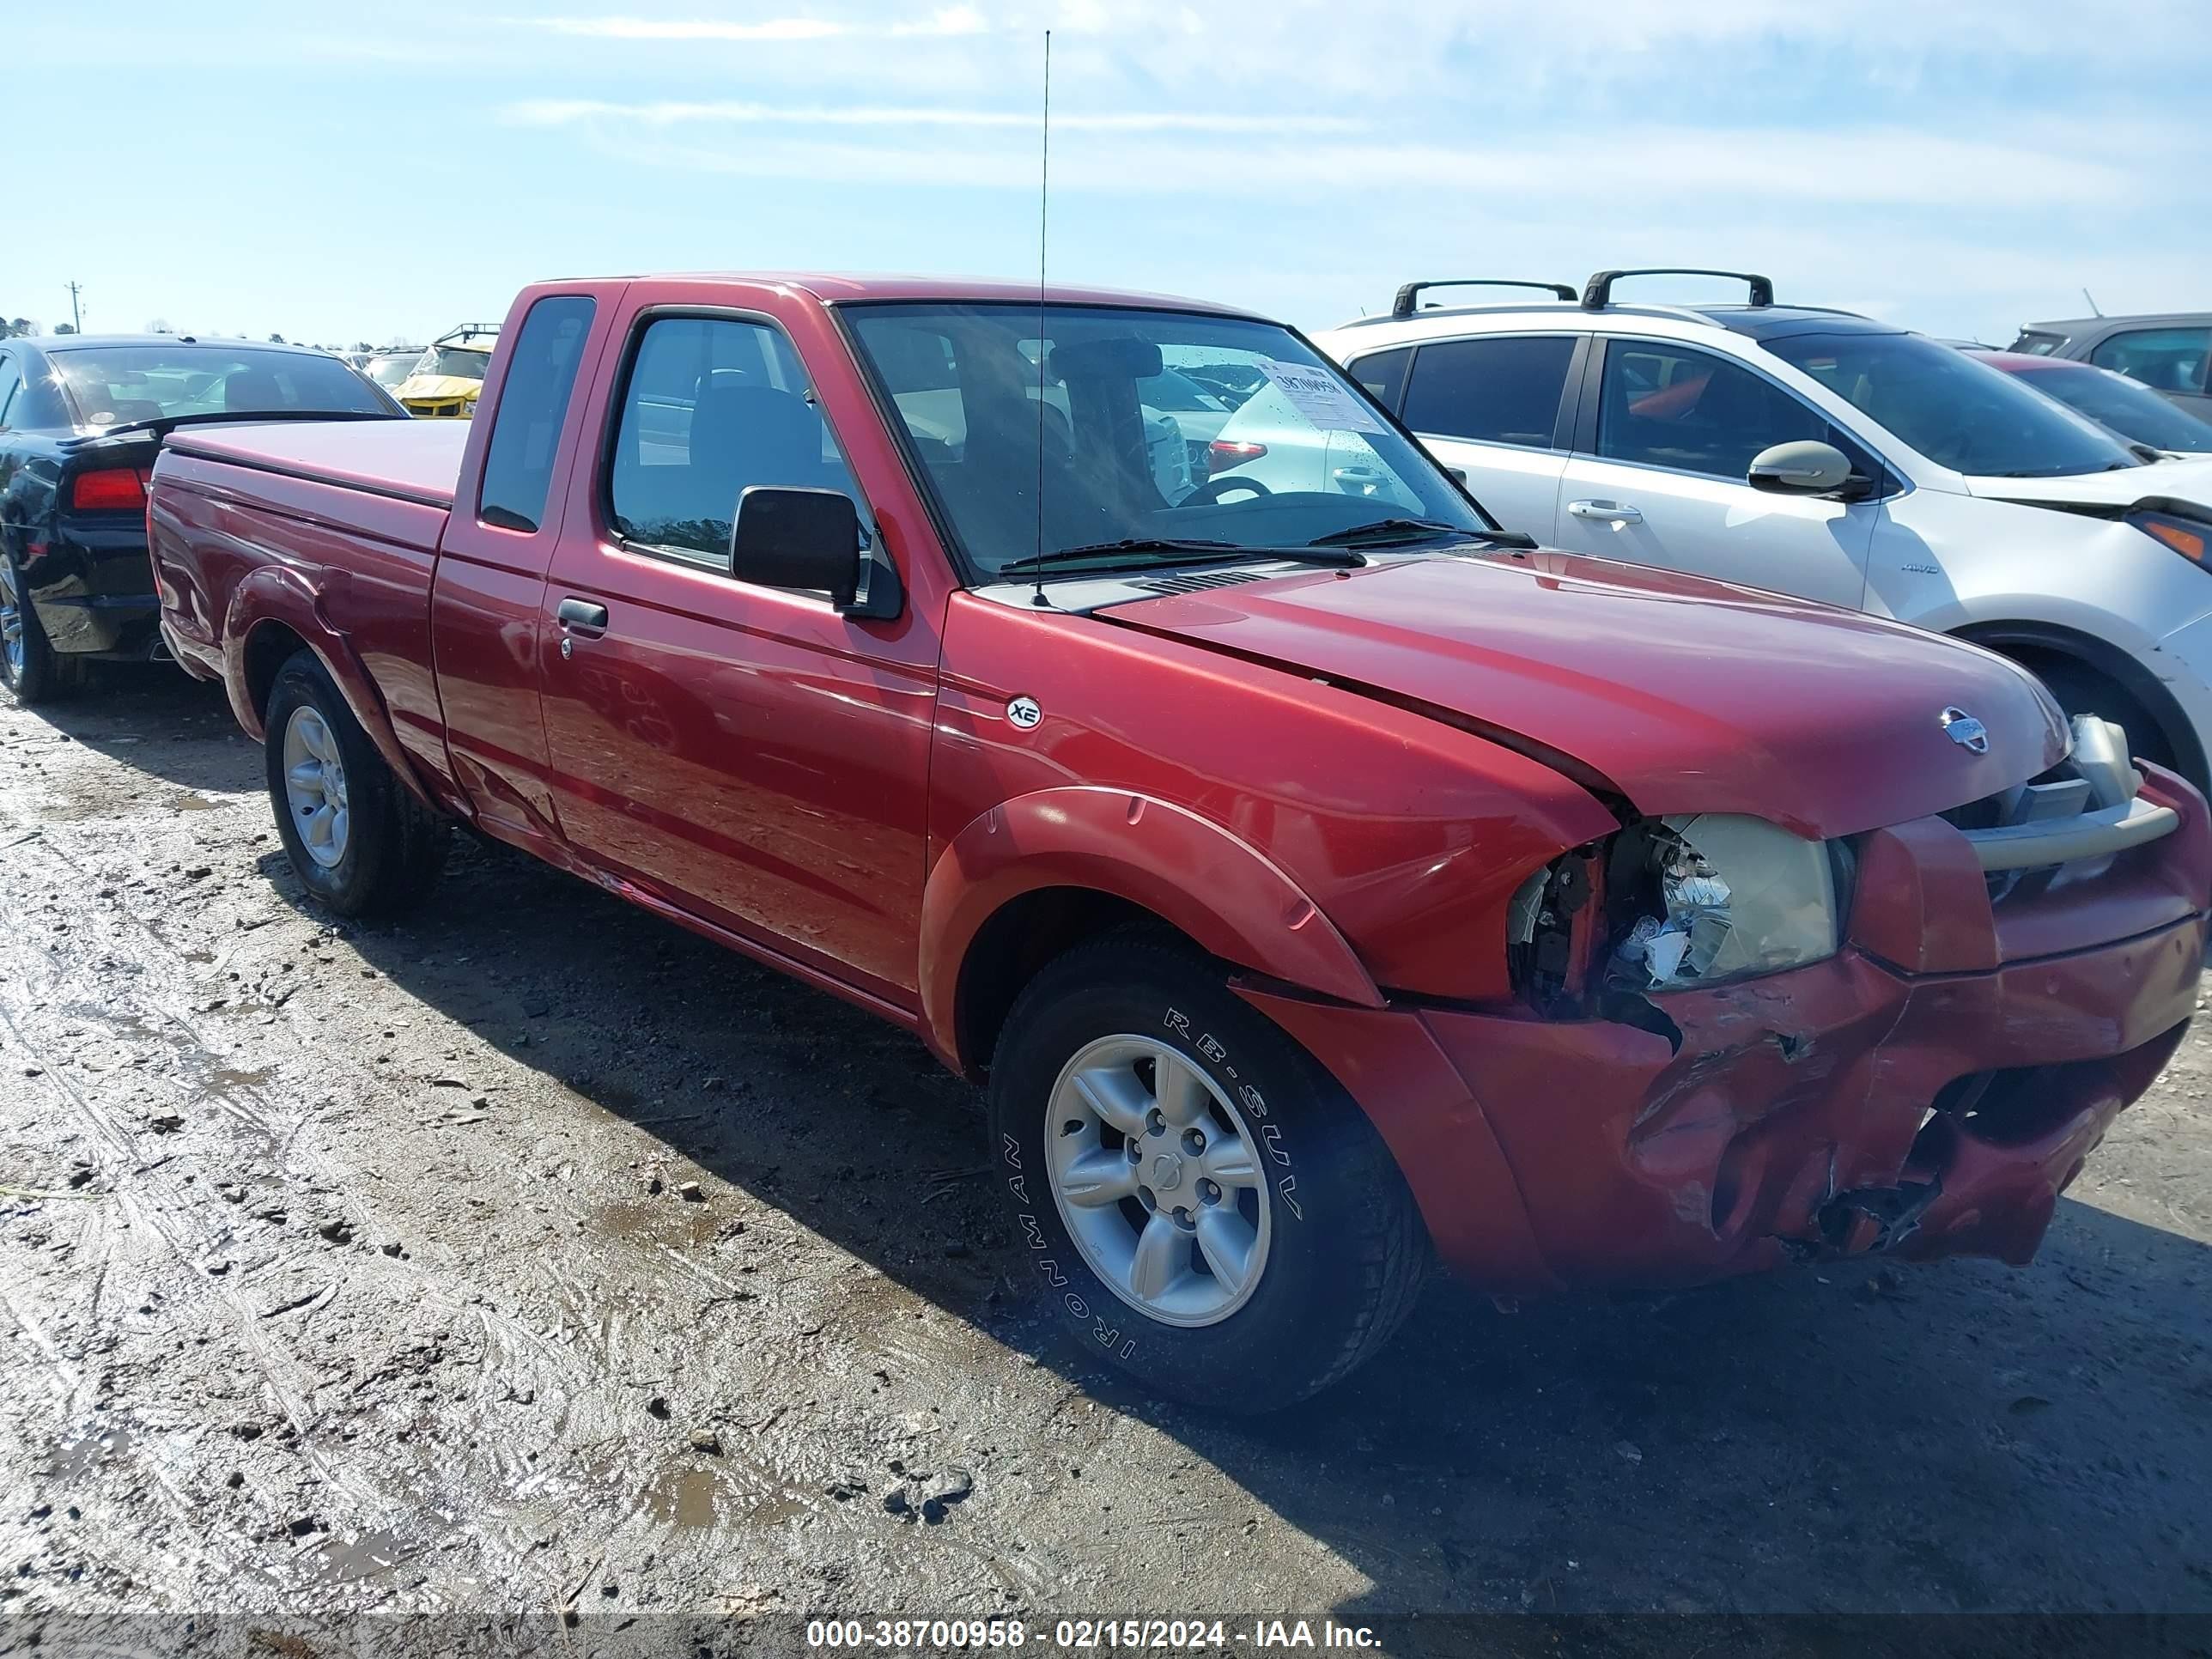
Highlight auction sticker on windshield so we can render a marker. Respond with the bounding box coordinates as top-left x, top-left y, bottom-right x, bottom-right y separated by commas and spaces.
1259, 360, 1385, 434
